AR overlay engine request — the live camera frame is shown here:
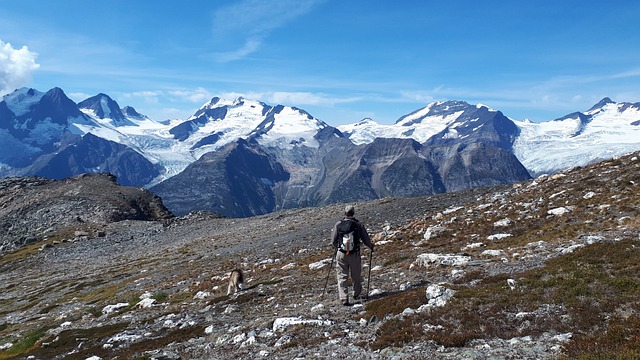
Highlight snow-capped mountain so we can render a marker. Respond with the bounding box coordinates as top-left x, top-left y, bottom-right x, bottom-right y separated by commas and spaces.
2, 85, 638, 217
338, 100, 518, 151
0, 87, 95, 168
513, 98, 640, 175
340, 98, 640, 176
0, 88, 336, 188
337, 100, 479, 145
167, 97, 330, 158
